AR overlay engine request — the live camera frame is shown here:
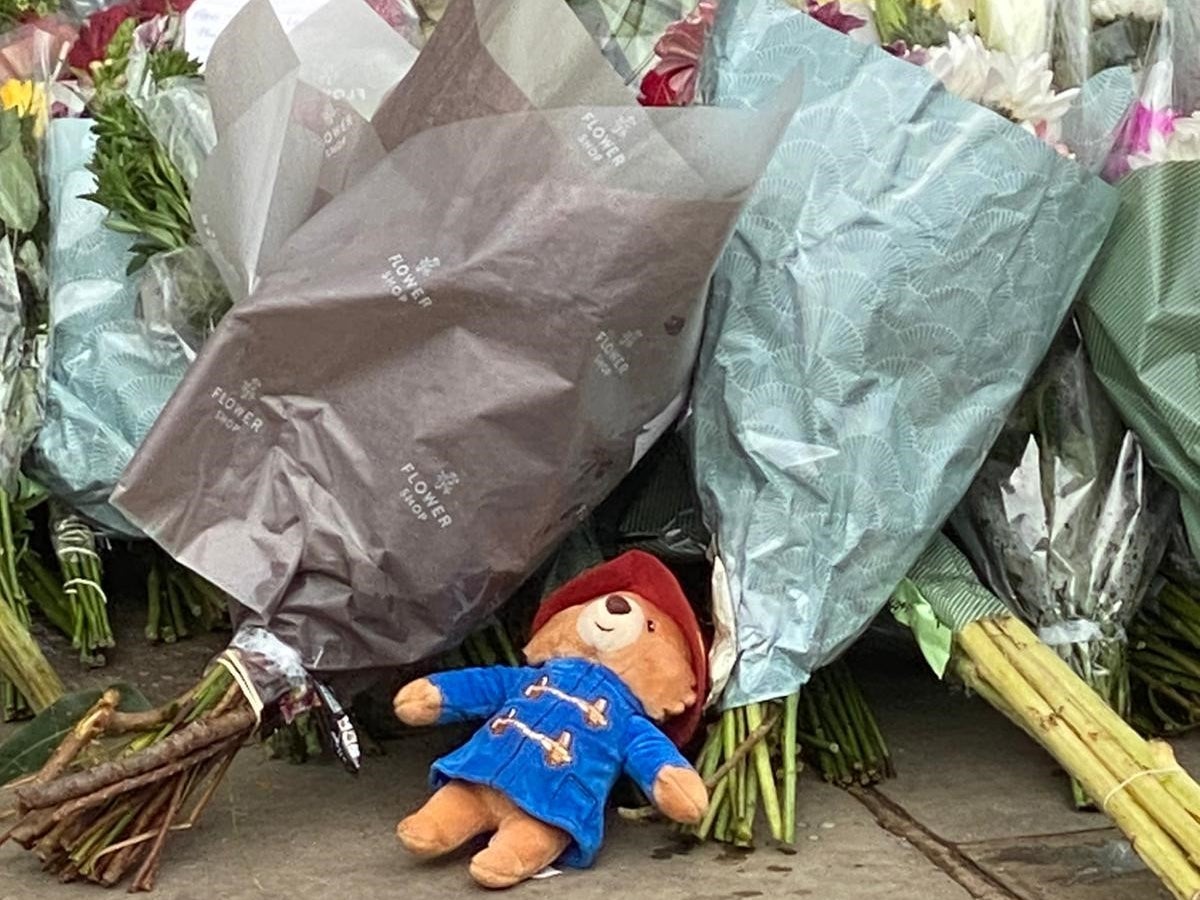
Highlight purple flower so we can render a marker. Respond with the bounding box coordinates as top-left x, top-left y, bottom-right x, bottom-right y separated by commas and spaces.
805, 0, 866, 35
882, 39, 928, 65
